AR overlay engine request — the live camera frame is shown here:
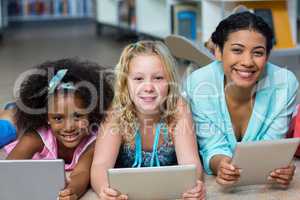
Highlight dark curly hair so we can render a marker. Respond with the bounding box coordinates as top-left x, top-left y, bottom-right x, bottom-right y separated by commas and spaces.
211, 11, 274, 55
15, 58, 114, 132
